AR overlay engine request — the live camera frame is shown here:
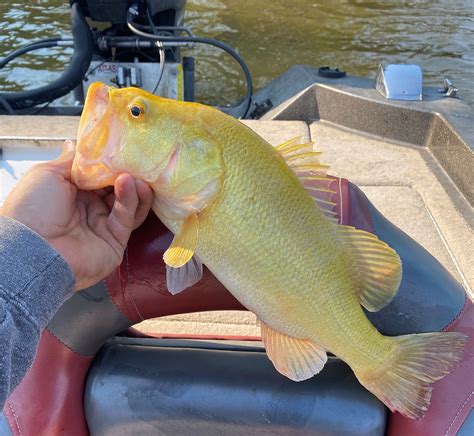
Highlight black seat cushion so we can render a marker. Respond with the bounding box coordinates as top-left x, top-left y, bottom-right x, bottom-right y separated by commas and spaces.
85, 338, 386, 435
